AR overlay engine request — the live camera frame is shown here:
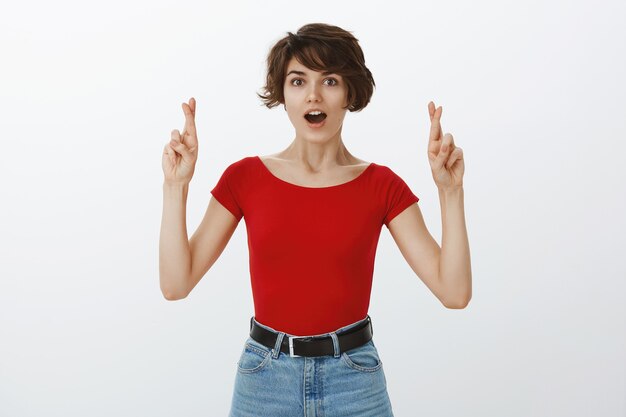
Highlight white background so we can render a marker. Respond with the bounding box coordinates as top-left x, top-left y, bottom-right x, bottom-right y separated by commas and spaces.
1, 0, 625, 416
